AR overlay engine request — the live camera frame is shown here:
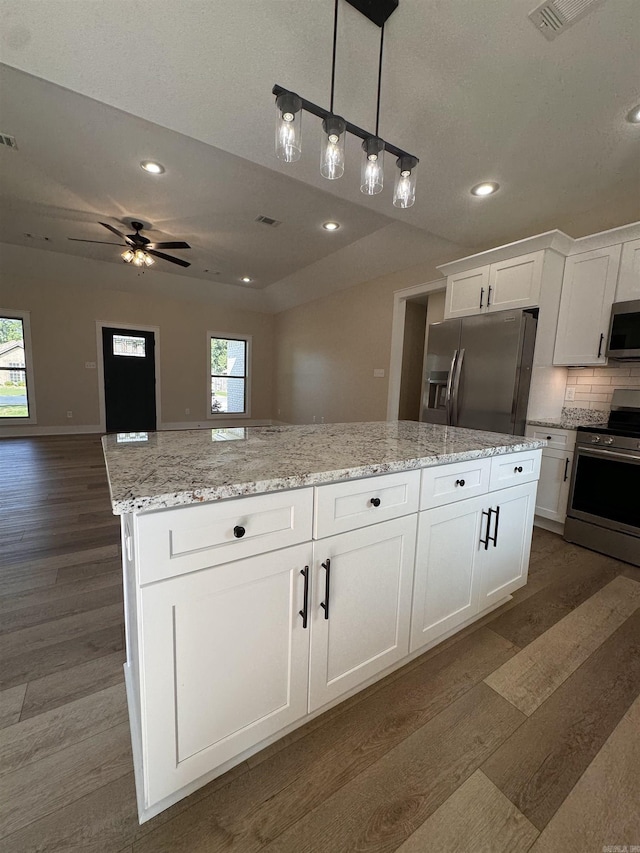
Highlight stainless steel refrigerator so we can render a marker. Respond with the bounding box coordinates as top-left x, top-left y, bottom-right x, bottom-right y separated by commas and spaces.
420, 308, 537, 435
